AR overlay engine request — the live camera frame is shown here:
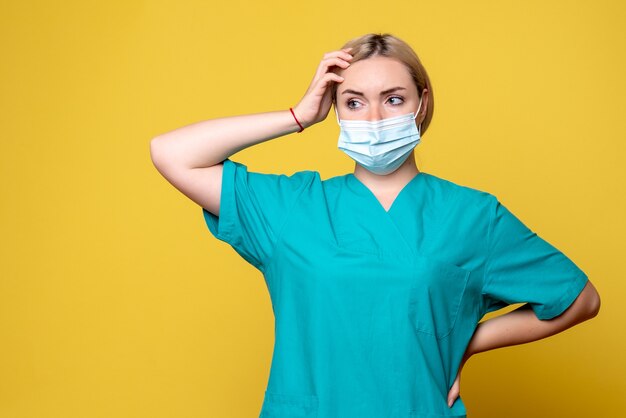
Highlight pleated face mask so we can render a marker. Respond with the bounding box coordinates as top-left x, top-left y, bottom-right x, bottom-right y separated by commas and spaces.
335, 97, 423, 175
